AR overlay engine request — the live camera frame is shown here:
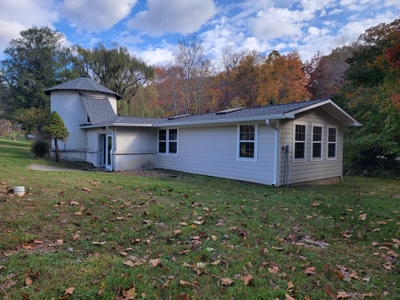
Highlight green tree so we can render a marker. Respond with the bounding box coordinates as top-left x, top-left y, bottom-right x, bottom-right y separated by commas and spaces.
336, 19, 400, 176
42, 111, 69, 162
14, 107, 49, 137
0, 26, 78, 117
67, 43, 154, 115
